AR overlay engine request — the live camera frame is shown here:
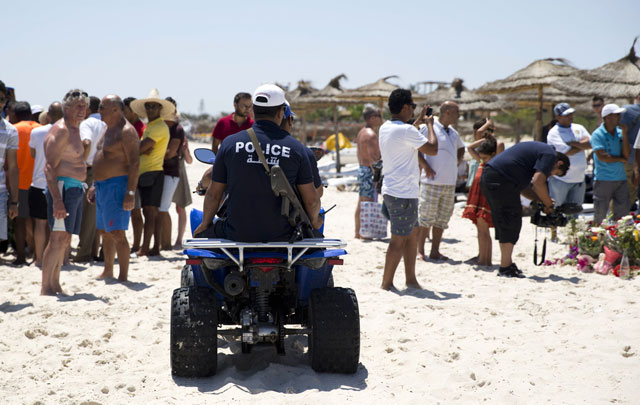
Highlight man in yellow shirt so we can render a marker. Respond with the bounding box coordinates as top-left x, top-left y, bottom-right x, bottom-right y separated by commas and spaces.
130, 89, 174, 256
